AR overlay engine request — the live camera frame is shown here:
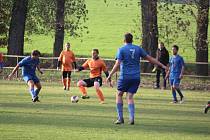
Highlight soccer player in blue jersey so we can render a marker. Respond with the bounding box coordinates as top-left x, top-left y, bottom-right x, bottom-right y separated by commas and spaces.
166, 45, 185, 104
106, 33, 168, 125
8, 50, 43, 102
